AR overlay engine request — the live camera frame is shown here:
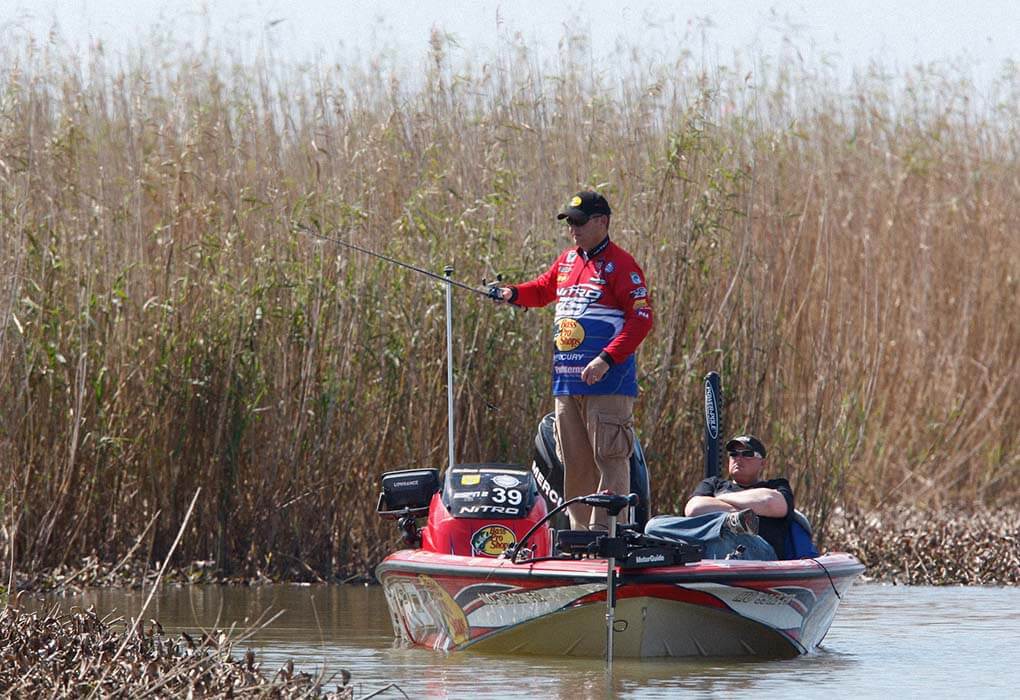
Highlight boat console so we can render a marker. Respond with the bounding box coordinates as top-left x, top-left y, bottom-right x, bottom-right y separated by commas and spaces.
377, 464, 553, 558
